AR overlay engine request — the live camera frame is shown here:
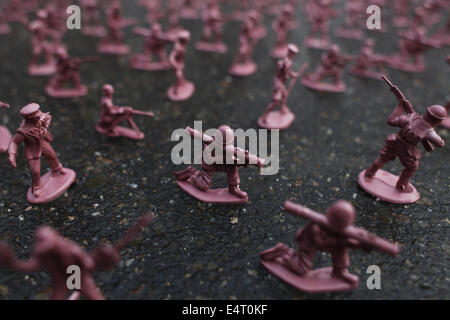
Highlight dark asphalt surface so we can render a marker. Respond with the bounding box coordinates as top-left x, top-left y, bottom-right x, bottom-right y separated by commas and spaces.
0, 1, 448, 300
